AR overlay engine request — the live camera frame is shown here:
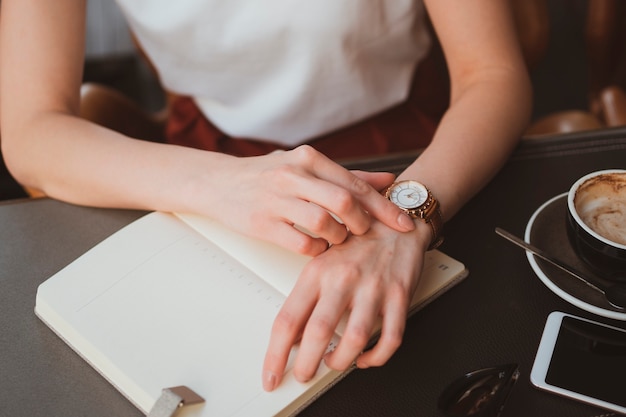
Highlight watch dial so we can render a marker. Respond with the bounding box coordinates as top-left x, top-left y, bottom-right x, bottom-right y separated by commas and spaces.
389, 181, 428, 209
